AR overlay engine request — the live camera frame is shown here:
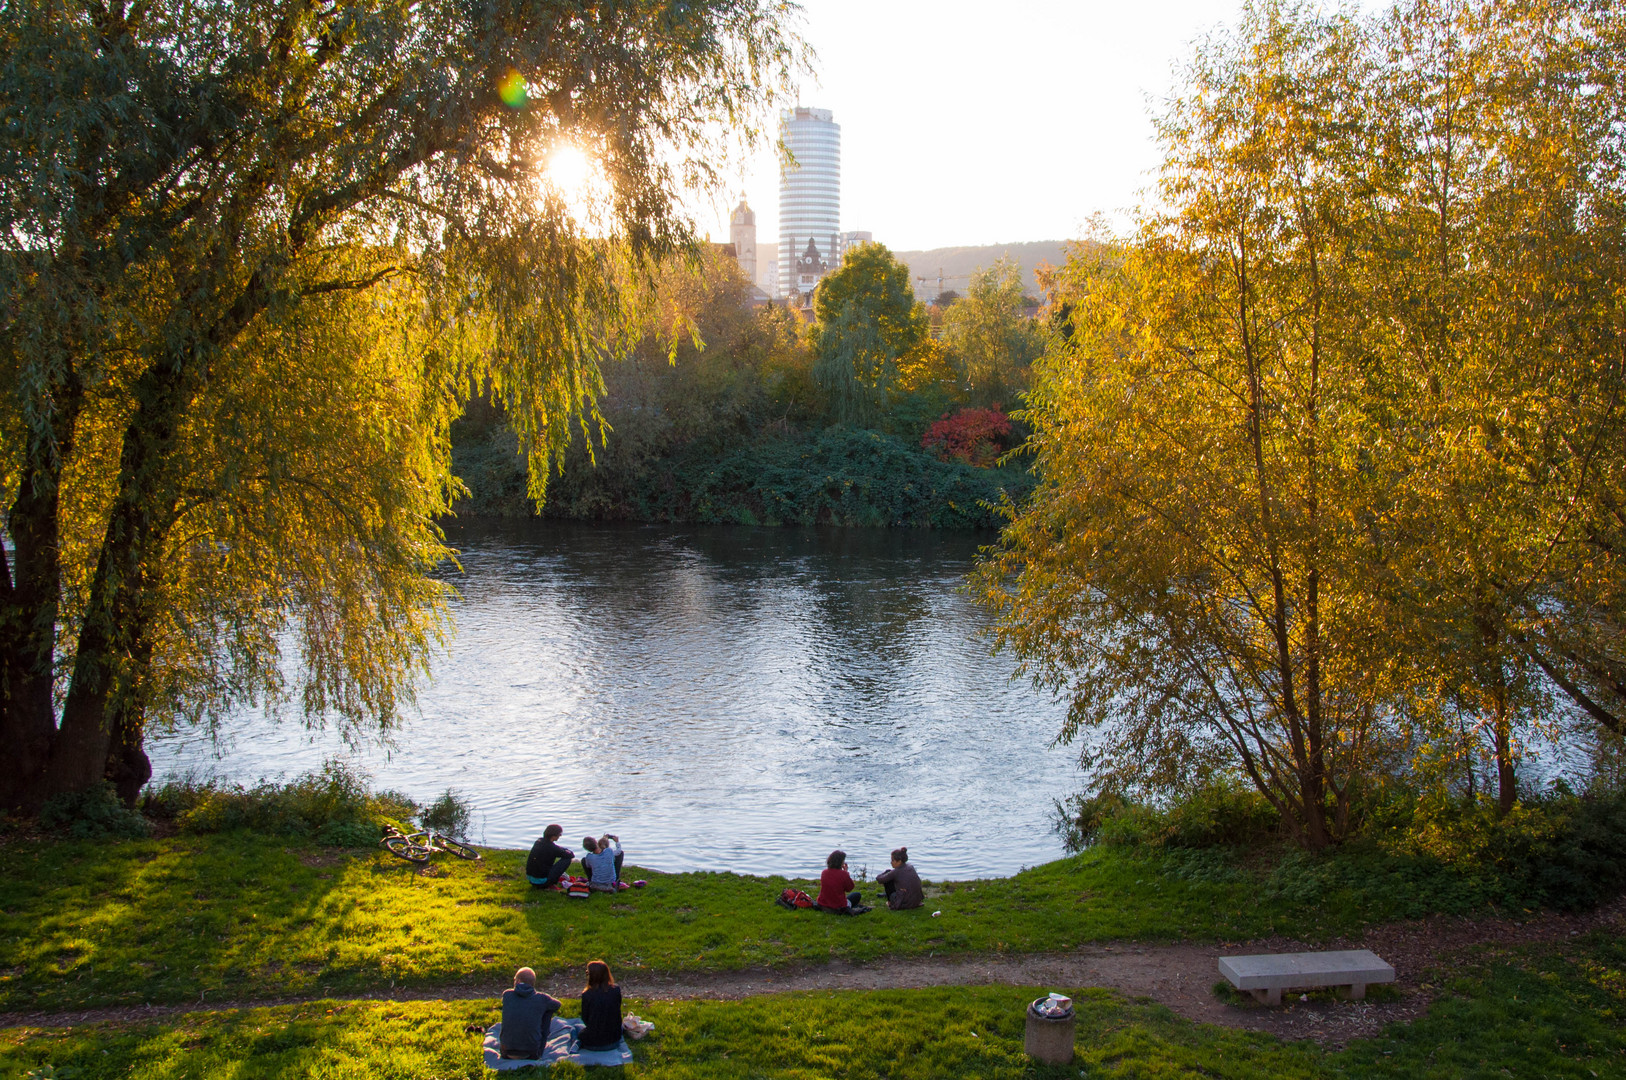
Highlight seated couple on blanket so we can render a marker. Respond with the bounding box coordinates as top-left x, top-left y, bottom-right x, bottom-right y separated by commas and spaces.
498, 961, 624, 1060
818, 847, 923, 912
525, 824, 624, 891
